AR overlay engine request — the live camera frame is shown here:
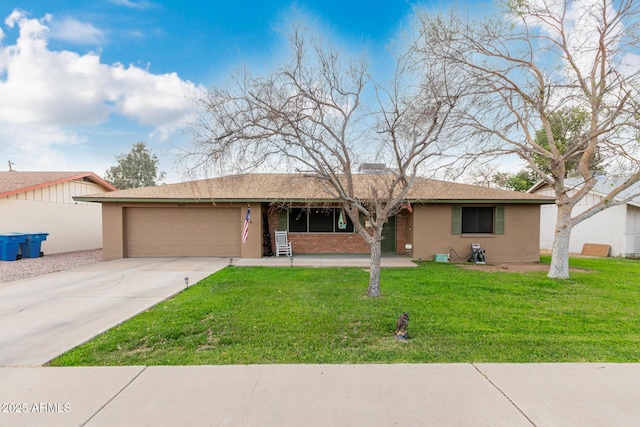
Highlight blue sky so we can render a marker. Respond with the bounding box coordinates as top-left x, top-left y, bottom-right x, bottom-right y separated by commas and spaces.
0, 1, 480, 182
